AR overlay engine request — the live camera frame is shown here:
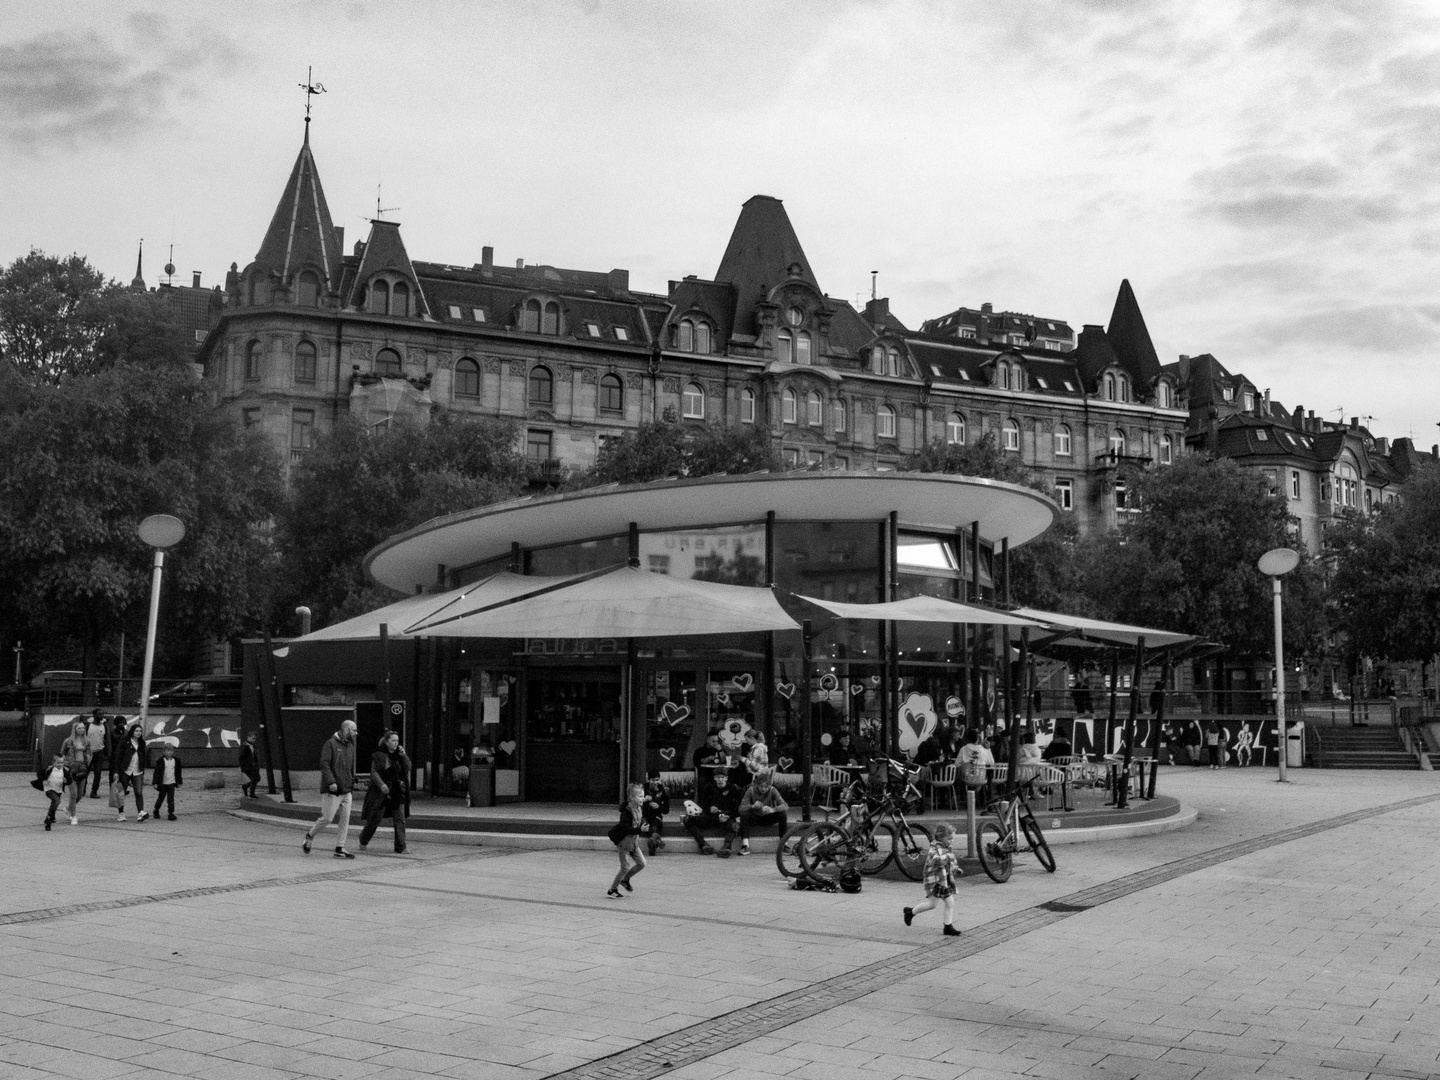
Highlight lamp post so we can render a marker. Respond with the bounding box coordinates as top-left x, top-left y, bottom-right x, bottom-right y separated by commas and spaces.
1258, 547, 1300, 782
136, 515, 186, 736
